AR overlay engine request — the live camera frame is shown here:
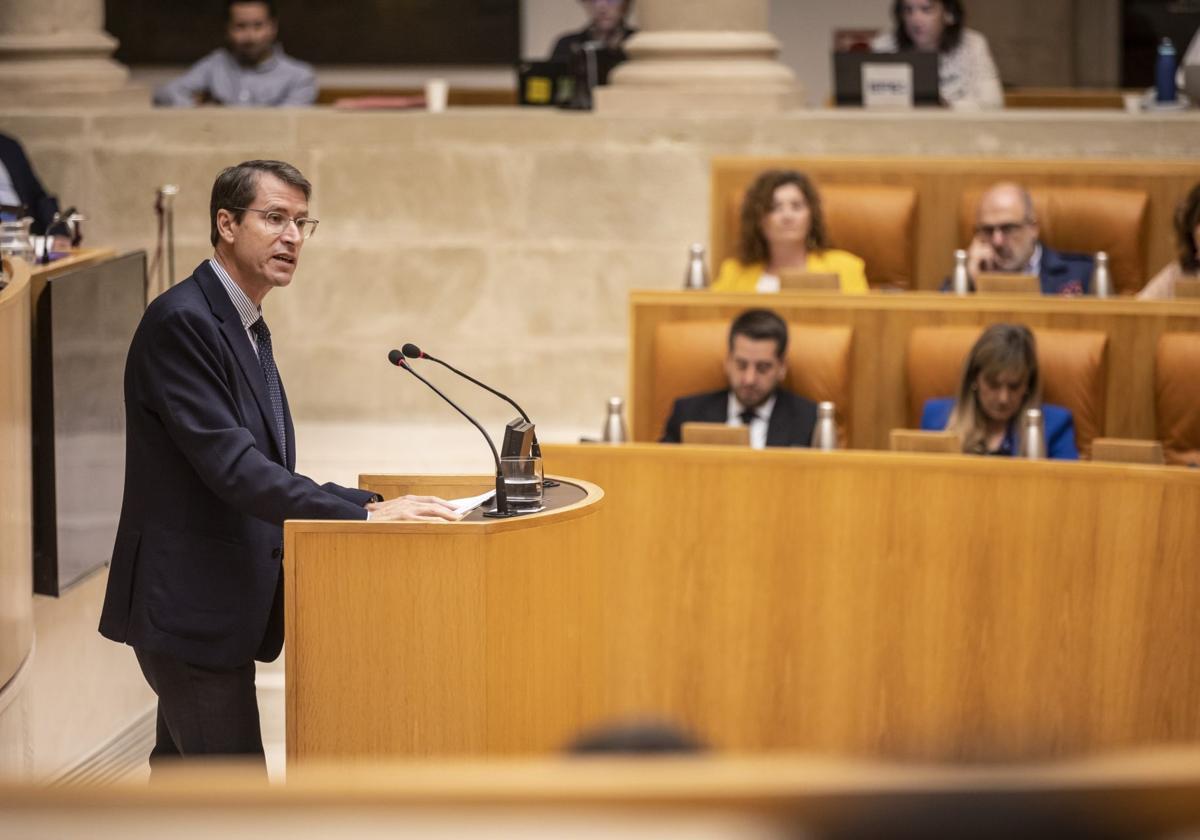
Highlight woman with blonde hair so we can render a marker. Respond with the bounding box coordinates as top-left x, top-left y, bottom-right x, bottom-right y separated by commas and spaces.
710, 169, 868, 294
920, 323, 1078, 459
